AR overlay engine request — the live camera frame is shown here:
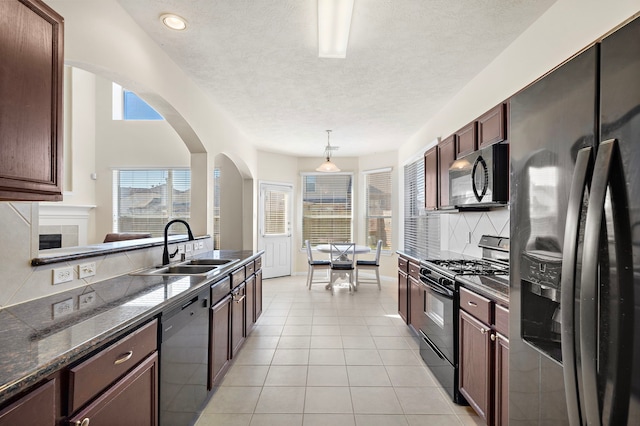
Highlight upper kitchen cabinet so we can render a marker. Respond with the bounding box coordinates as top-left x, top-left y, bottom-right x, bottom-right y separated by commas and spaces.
478, 102, 507, 149
424, 146, 438, 210
438, 135, 455, 208
0, 0, 64, 201
455, 122, 477, 158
